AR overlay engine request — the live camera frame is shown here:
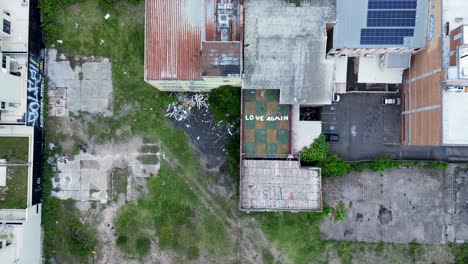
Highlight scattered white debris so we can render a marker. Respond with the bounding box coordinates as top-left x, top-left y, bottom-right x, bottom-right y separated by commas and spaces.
197, 136, 200, 140
188, 94, 209, 109
57, 40, 63, 44
105, 13, 110, 20
100, 39, 105, 45
124, 71, 127, 75
75, 22, 78, 28
165, 93, 209, 121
